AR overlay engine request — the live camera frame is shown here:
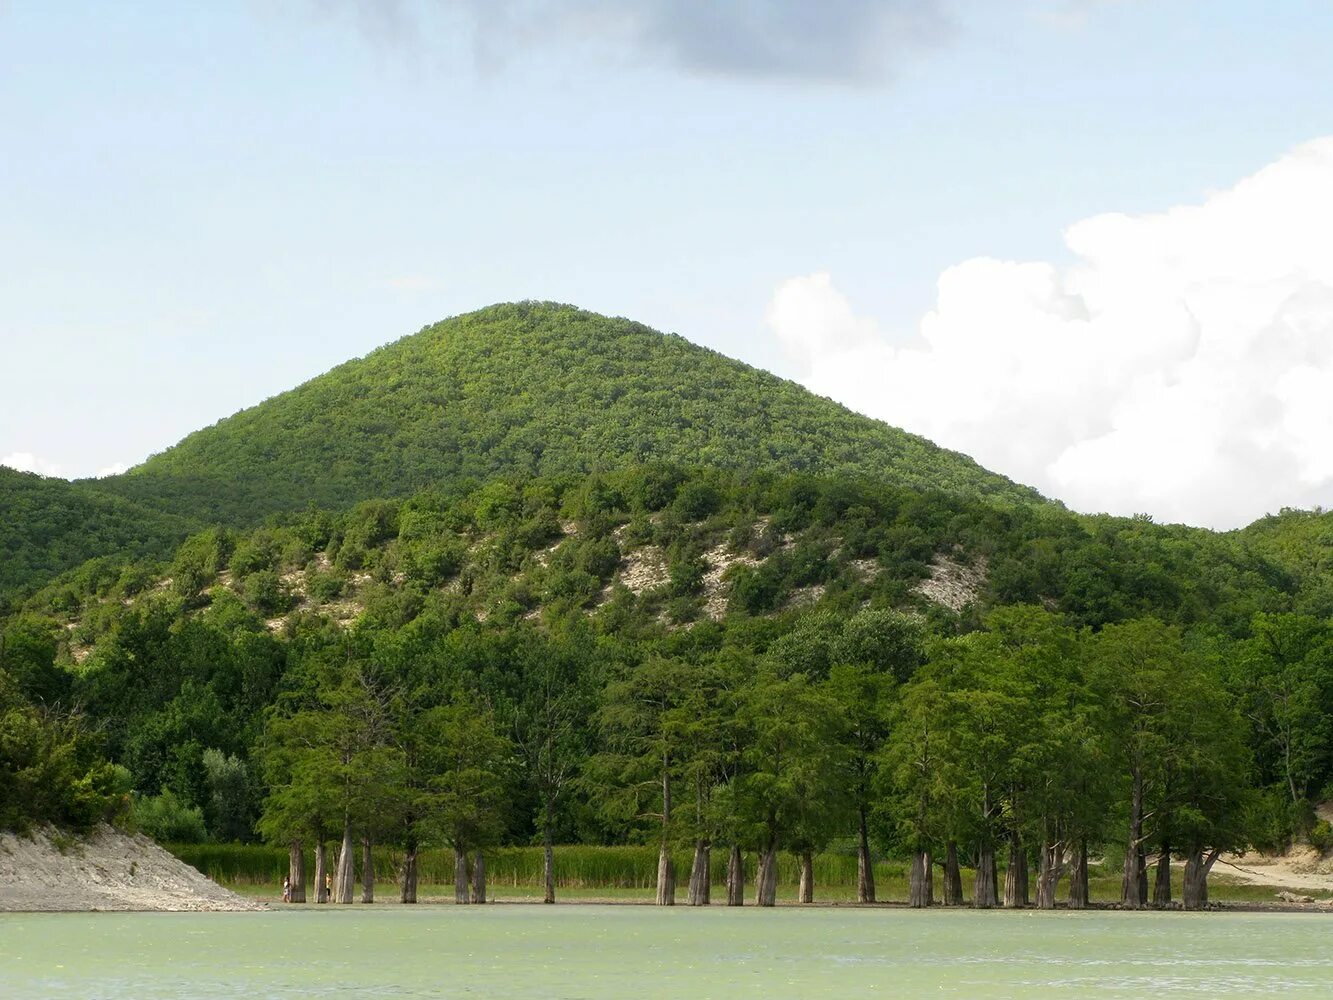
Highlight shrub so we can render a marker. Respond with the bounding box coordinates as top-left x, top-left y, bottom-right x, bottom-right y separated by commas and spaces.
307, 568, 347, 602
229, 533, 279, 577
1310, 819, 1332, 854
243, 570, 290, 616
134, 789, 208, 843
